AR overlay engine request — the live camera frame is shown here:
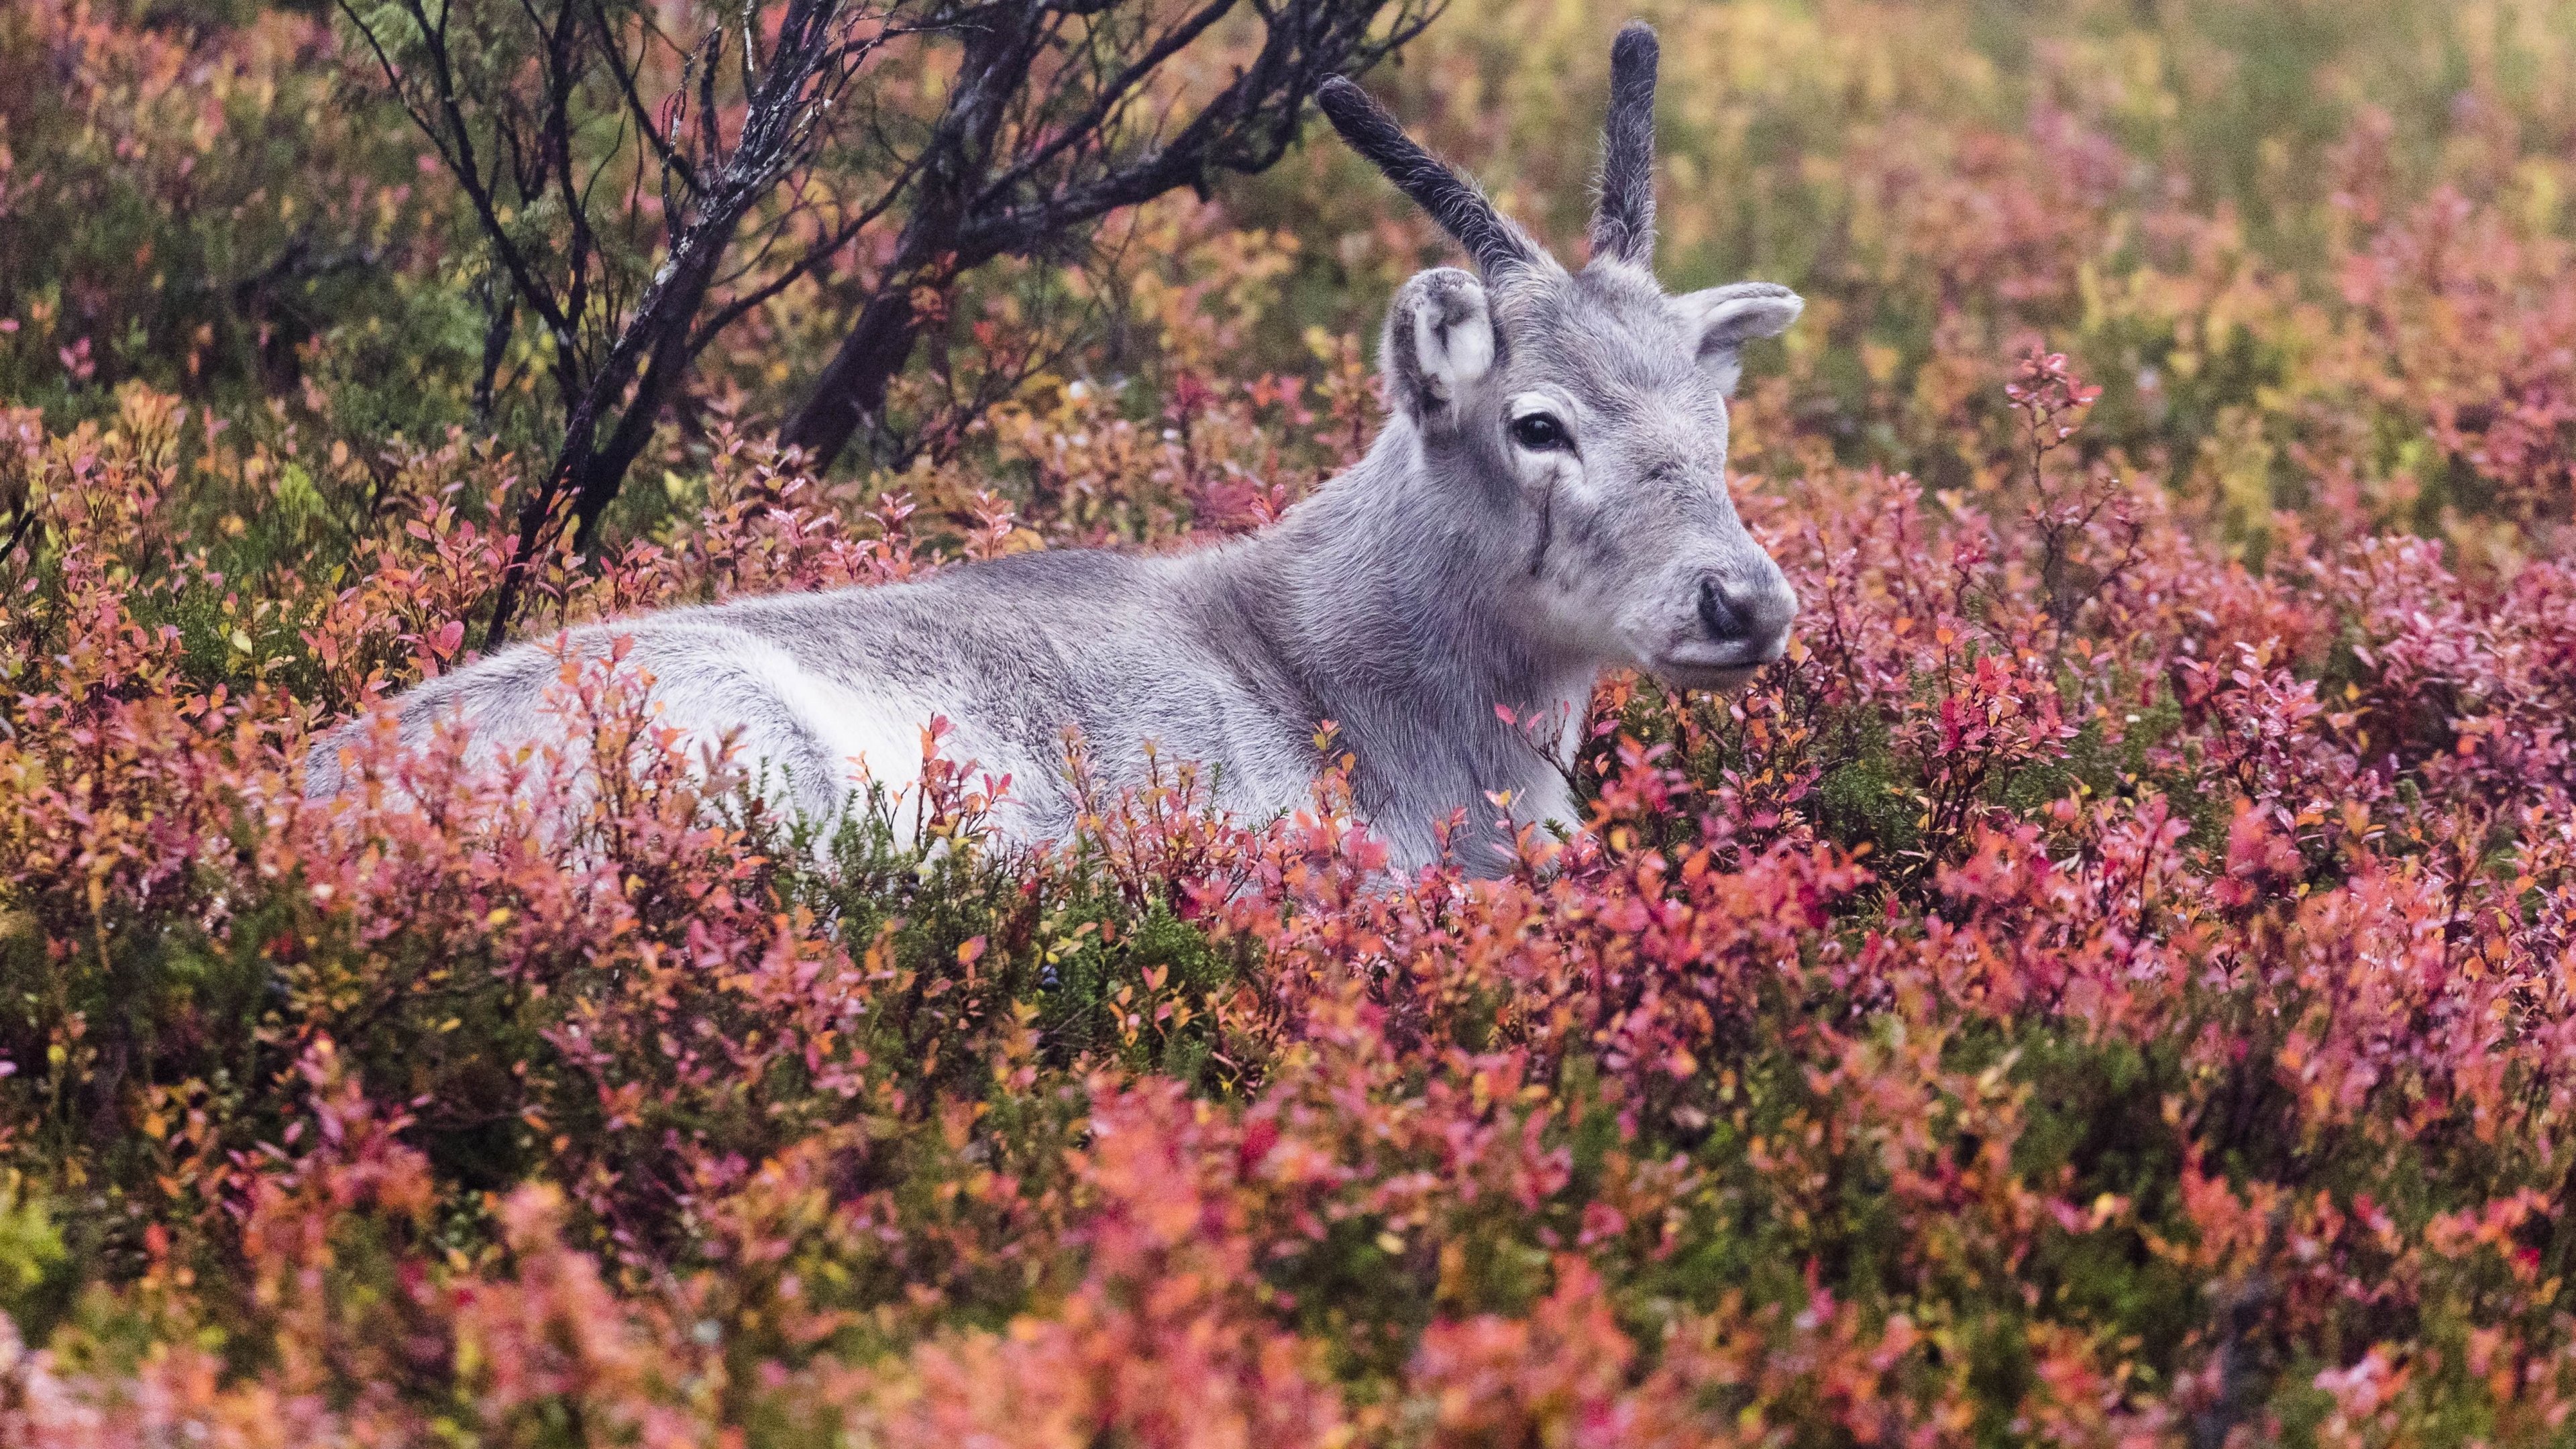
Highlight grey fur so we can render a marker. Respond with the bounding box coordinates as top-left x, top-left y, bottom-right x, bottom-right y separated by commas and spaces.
306, 26, 1804, 875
